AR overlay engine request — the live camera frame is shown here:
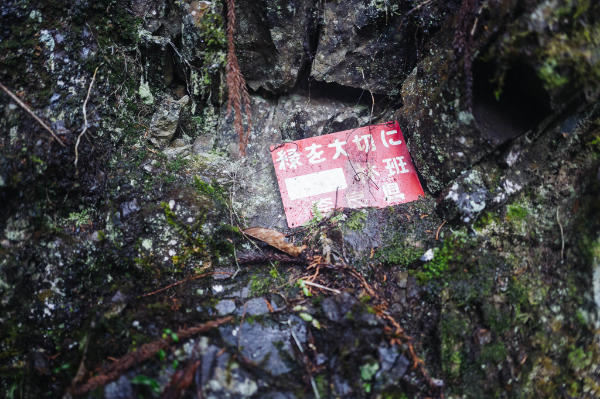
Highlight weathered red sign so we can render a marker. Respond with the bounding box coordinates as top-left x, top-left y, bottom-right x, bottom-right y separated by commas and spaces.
270, 121, 424, 227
